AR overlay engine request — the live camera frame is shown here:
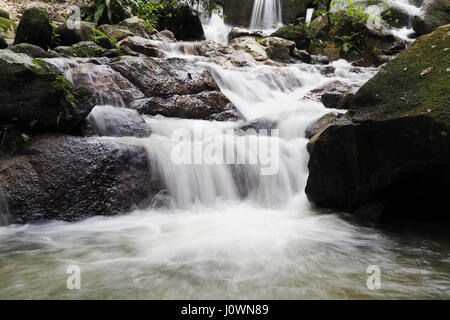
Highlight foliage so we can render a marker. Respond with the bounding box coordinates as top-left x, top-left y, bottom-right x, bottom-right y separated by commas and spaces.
89, 0, 138, 25
0, 17, 16, 33
90, 27, 121, 52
